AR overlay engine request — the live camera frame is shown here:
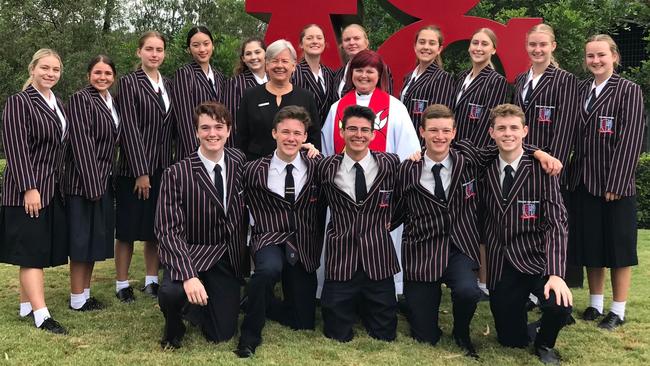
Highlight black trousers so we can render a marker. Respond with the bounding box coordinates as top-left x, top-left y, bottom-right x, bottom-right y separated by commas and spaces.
490, 262, 572, 348
321, 269, 397, 342
238, 244, 317, 349
158, 257, 240, 343
404, 247, 481, 345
